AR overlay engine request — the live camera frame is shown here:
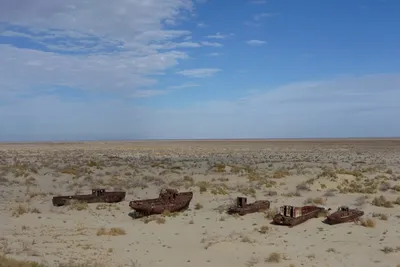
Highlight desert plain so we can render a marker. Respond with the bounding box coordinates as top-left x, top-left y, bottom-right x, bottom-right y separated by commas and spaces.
0, 139, 399, 267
